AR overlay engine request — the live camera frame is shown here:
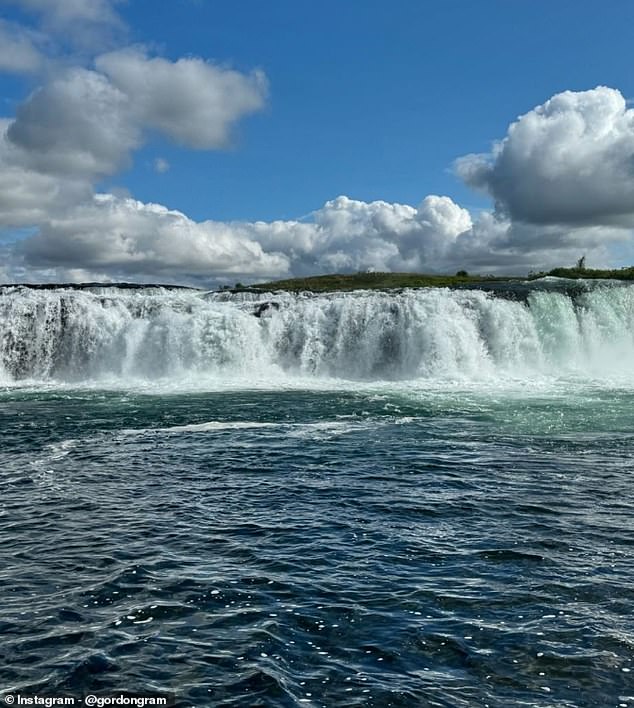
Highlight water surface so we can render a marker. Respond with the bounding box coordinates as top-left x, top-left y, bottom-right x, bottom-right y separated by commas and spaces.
1, 284, 633, 707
